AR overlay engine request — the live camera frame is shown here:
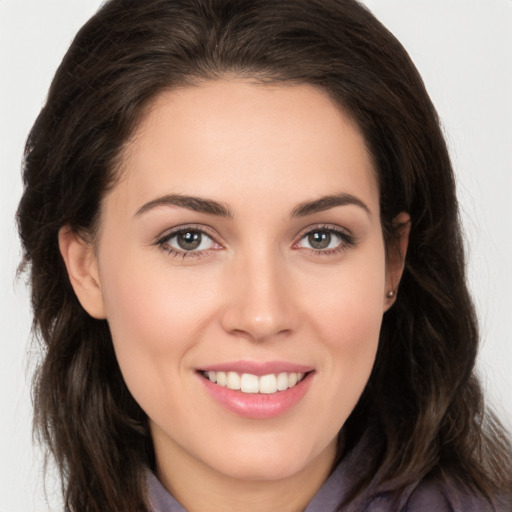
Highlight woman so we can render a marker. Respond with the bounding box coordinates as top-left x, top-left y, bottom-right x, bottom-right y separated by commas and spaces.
16, 0, 512, 511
